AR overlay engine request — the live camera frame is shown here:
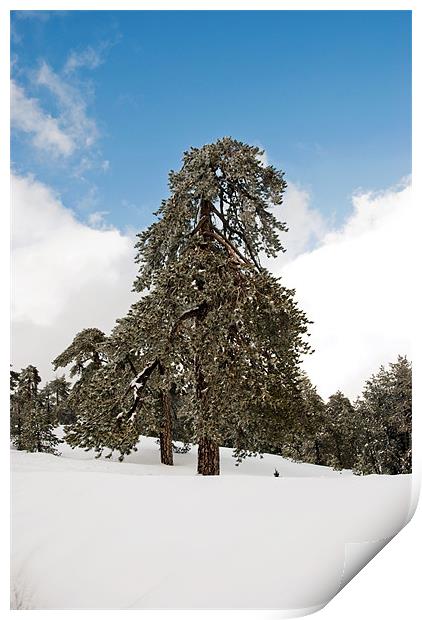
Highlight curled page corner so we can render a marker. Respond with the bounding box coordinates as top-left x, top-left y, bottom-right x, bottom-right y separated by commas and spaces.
331, 474, 419, 605
337, 537, 393, 593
